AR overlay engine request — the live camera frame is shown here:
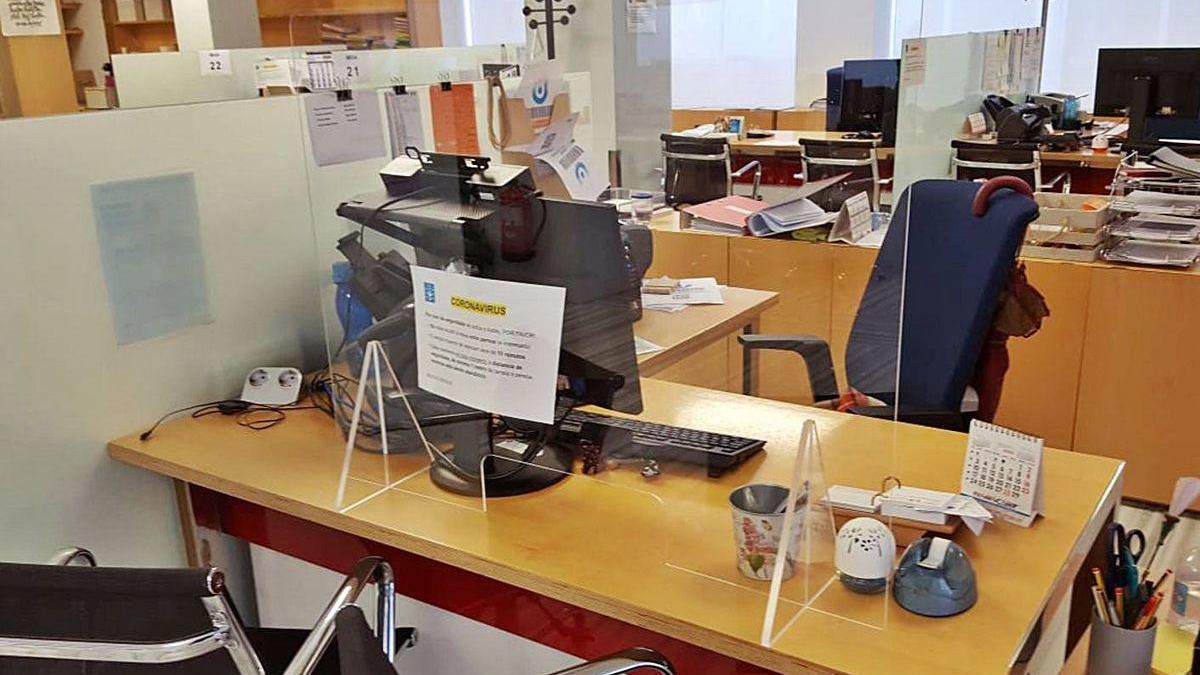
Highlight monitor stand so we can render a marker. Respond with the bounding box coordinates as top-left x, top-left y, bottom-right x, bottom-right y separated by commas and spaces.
429, 440, 574, 497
